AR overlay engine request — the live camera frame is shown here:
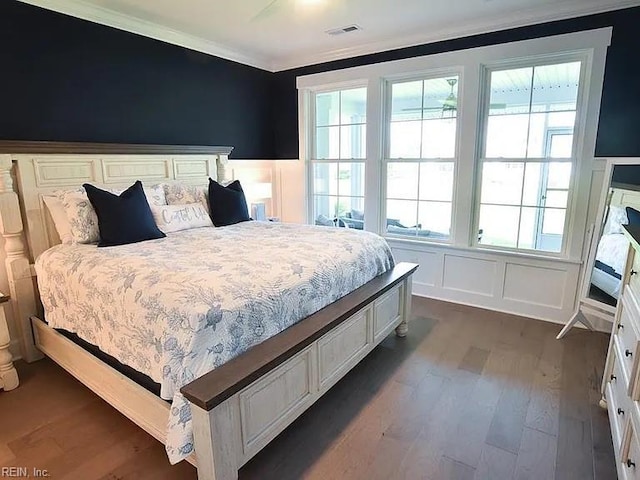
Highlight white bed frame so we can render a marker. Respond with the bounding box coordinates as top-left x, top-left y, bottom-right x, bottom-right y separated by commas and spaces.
0, 142, 416, 480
